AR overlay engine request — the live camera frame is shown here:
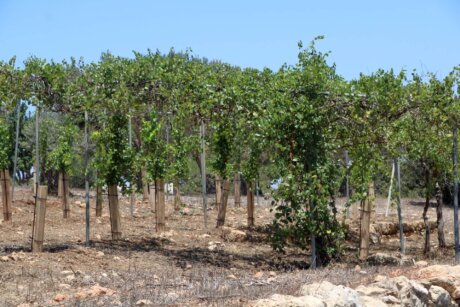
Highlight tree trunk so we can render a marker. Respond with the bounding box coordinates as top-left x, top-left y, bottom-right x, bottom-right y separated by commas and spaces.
173, 177, 181, 211
215, 175, 222, 210
0, 170, 12, 221
108, 185, 122, 240
96, 184, 103, 217
216, 179, 231, 227
62, 171, 70, 218
435, 183, 447, 248
247, 182, 255, 228
141, 169, 149, 201
359, 182, 374, 261
423, 193, 431, 254
234, 172, 241, 207
156, 179, 165, 233
32, 185, 47, 252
